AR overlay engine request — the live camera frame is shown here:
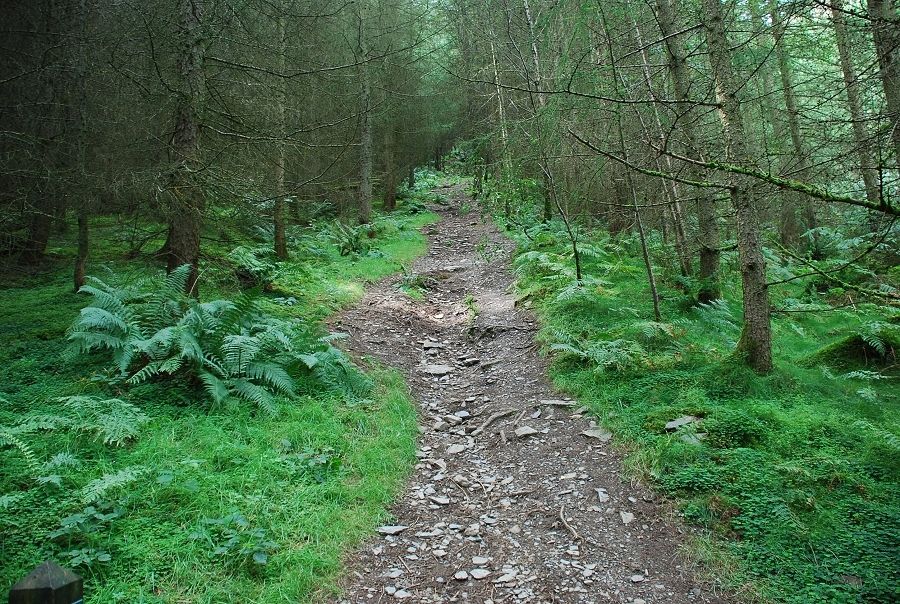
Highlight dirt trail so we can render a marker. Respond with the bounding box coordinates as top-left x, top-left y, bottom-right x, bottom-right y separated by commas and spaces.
331, 185, 730, 604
